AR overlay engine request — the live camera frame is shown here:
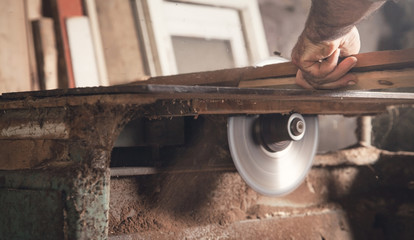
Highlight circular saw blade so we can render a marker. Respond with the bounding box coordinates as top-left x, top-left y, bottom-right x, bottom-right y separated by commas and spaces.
227, 115, 318, 196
